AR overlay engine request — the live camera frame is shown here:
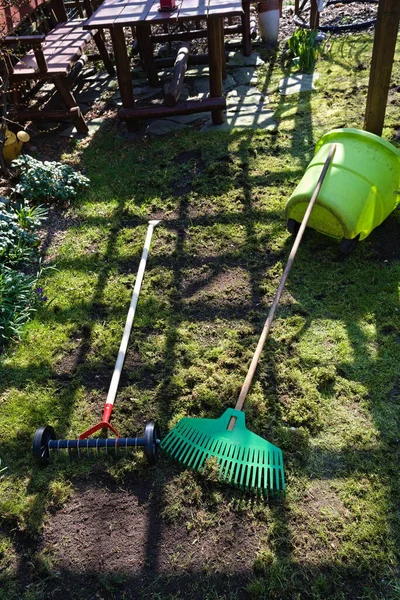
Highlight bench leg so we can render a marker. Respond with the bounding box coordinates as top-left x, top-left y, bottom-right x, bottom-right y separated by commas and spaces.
54, 77, 88, 134
93, 31, 115, 76
207, 16, 224, 125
